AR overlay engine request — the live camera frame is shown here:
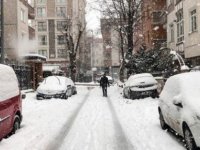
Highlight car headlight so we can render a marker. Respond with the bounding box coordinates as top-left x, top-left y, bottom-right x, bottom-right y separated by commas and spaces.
60, 90, 65, 93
